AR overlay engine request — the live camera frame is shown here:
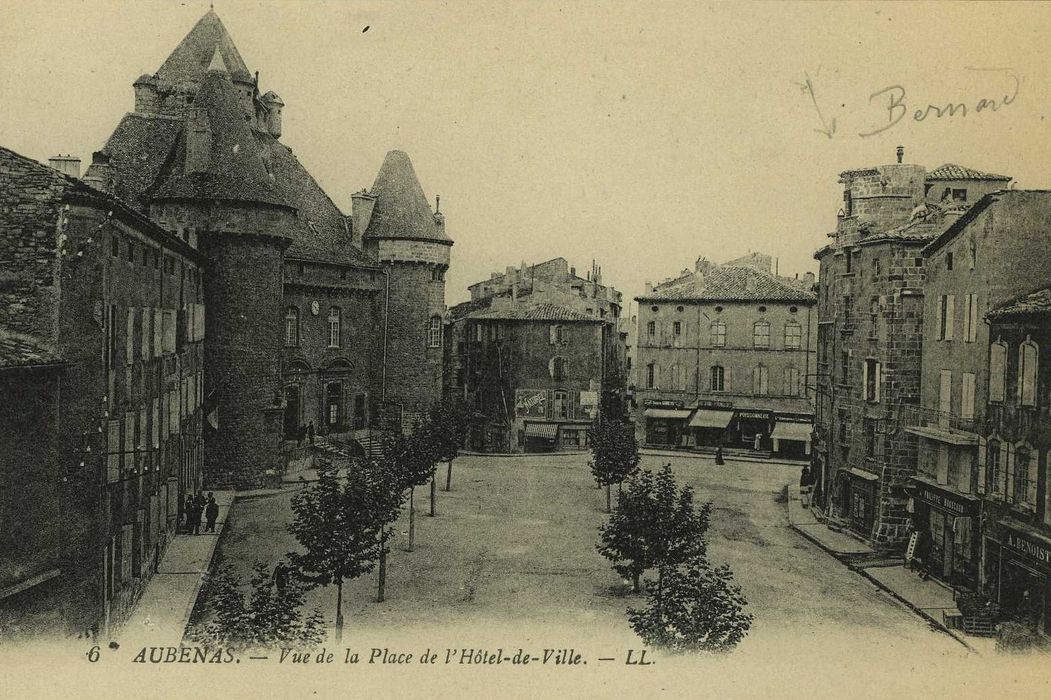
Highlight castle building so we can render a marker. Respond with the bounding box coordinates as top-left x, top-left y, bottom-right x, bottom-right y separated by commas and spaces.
83, 10, 450, 485
0, 146, 204, 638
634, 256, 817, 458
813, 149, 1013, 545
